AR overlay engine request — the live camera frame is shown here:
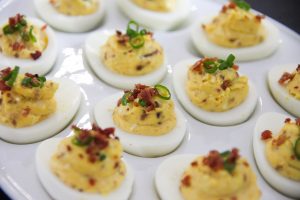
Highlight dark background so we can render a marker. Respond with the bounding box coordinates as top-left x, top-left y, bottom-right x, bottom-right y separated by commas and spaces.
0, 0, 299, 200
